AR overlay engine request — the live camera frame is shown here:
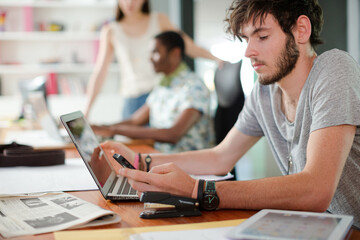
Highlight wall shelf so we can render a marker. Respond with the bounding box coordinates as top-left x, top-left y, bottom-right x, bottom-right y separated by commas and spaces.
0, 63, 119, 74
0, 31, 100, 41
0, 0, 116, 8
0, 1, 117, 96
